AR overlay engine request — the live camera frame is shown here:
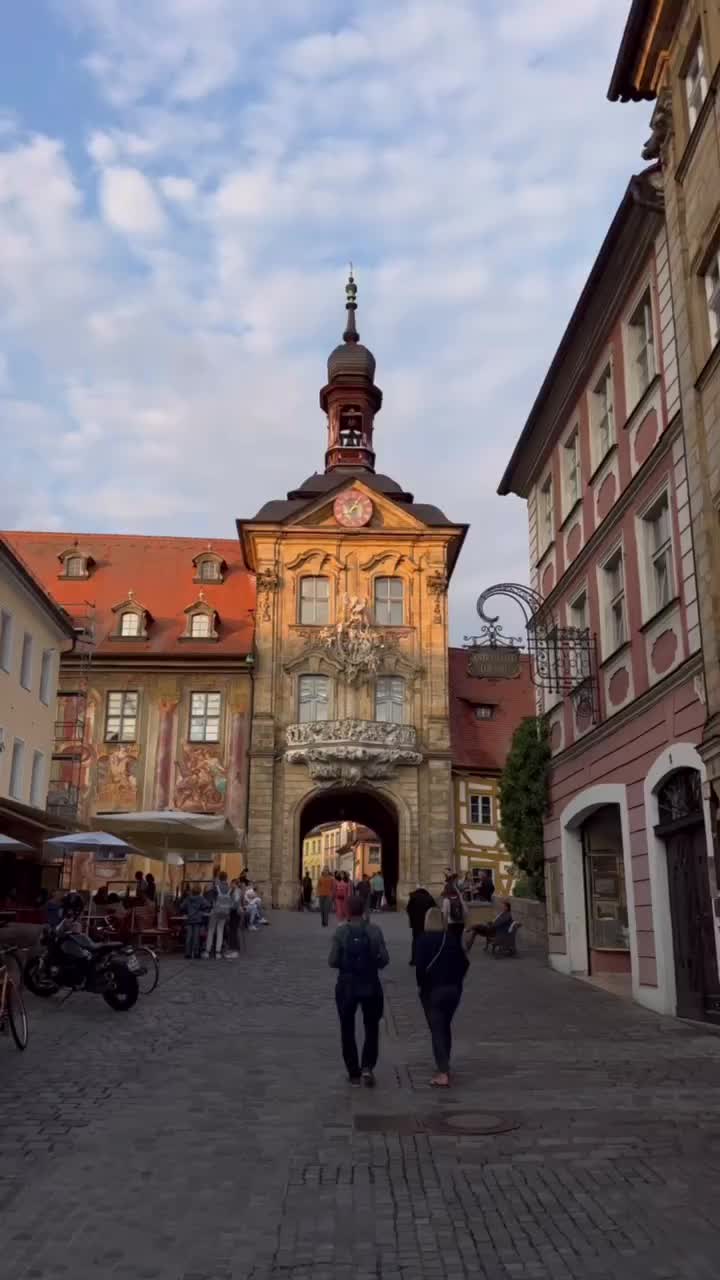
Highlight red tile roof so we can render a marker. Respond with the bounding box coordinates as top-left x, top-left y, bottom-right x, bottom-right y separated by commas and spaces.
449, 647, 534, 773
2, 532, 255, 658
